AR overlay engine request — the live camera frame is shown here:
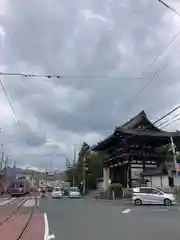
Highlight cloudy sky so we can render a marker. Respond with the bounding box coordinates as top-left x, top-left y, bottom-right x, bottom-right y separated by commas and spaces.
0, 0, 180, 170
